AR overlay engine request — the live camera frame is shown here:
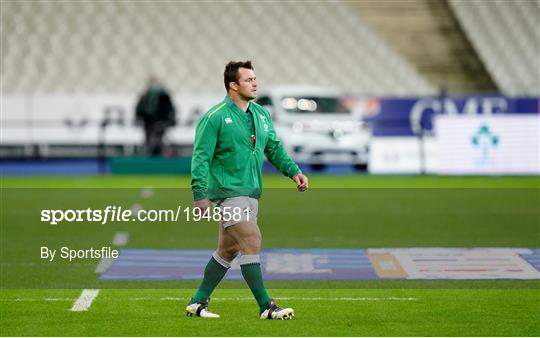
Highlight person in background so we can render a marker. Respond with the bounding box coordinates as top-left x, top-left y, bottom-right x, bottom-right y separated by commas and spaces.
135, 77, 176, 156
